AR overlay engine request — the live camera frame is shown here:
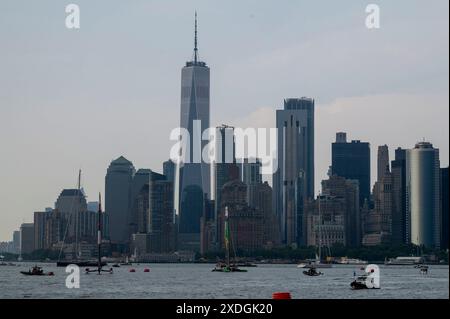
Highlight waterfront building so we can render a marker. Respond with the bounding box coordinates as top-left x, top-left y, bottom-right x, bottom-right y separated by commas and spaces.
20, 223, 35, 255
377, 145, 390, 182
178, 14, 211, 251
218, 180, 263, 252
440, 167, 449, 249
322, 175, 360, 246
391, 148, 408, 244
273, 98, 315, 247
305, 195, 346, 248
105, 156, 135, 250
406, 142, 441, 248
332, 133, 370, 206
